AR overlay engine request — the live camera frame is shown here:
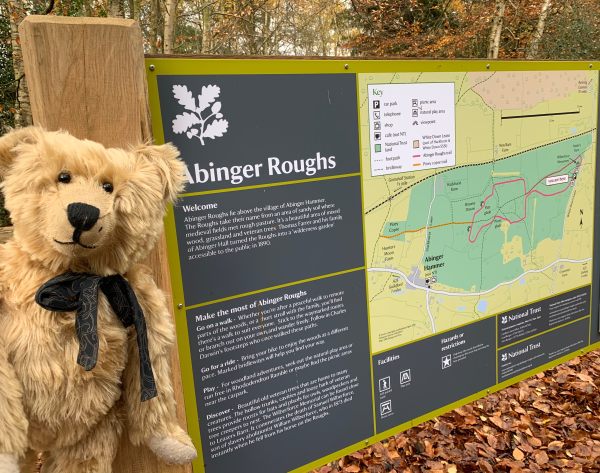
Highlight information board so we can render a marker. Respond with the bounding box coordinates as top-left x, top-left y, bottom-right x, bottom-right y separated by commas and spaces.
146, 59, 600, 473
